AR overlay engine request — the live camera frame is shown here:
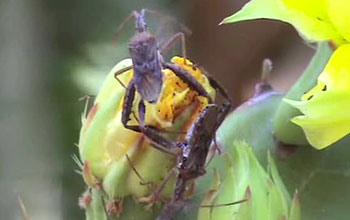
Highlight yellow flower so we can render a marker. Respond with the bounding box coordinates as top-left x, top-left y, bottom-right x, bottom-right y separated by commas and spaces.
284, 44, 350, 149
78, 57, 215, 199
223, 0, 350, 149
